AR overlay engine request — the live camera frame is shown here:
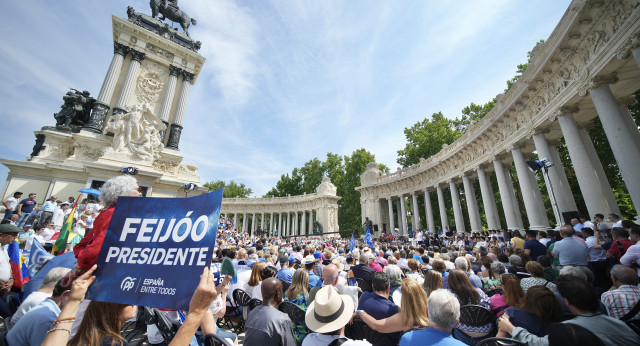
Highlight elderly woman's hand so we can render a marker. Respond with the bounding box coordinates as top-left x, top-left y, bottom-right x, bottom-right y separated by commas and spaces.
497, 314, 515, 335
188, 266, 217, 316
70, 264, 97, 302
